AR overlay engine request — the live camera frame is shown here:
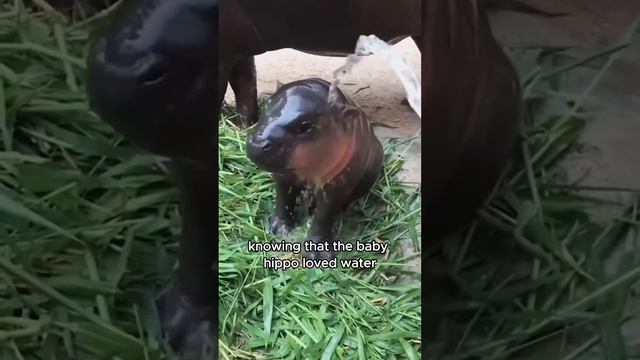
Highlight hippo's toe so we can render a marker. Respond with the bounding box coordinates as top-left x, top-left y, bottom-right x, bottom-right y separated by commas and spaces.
155, 284, 216, 360
267, 213, 295, 236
